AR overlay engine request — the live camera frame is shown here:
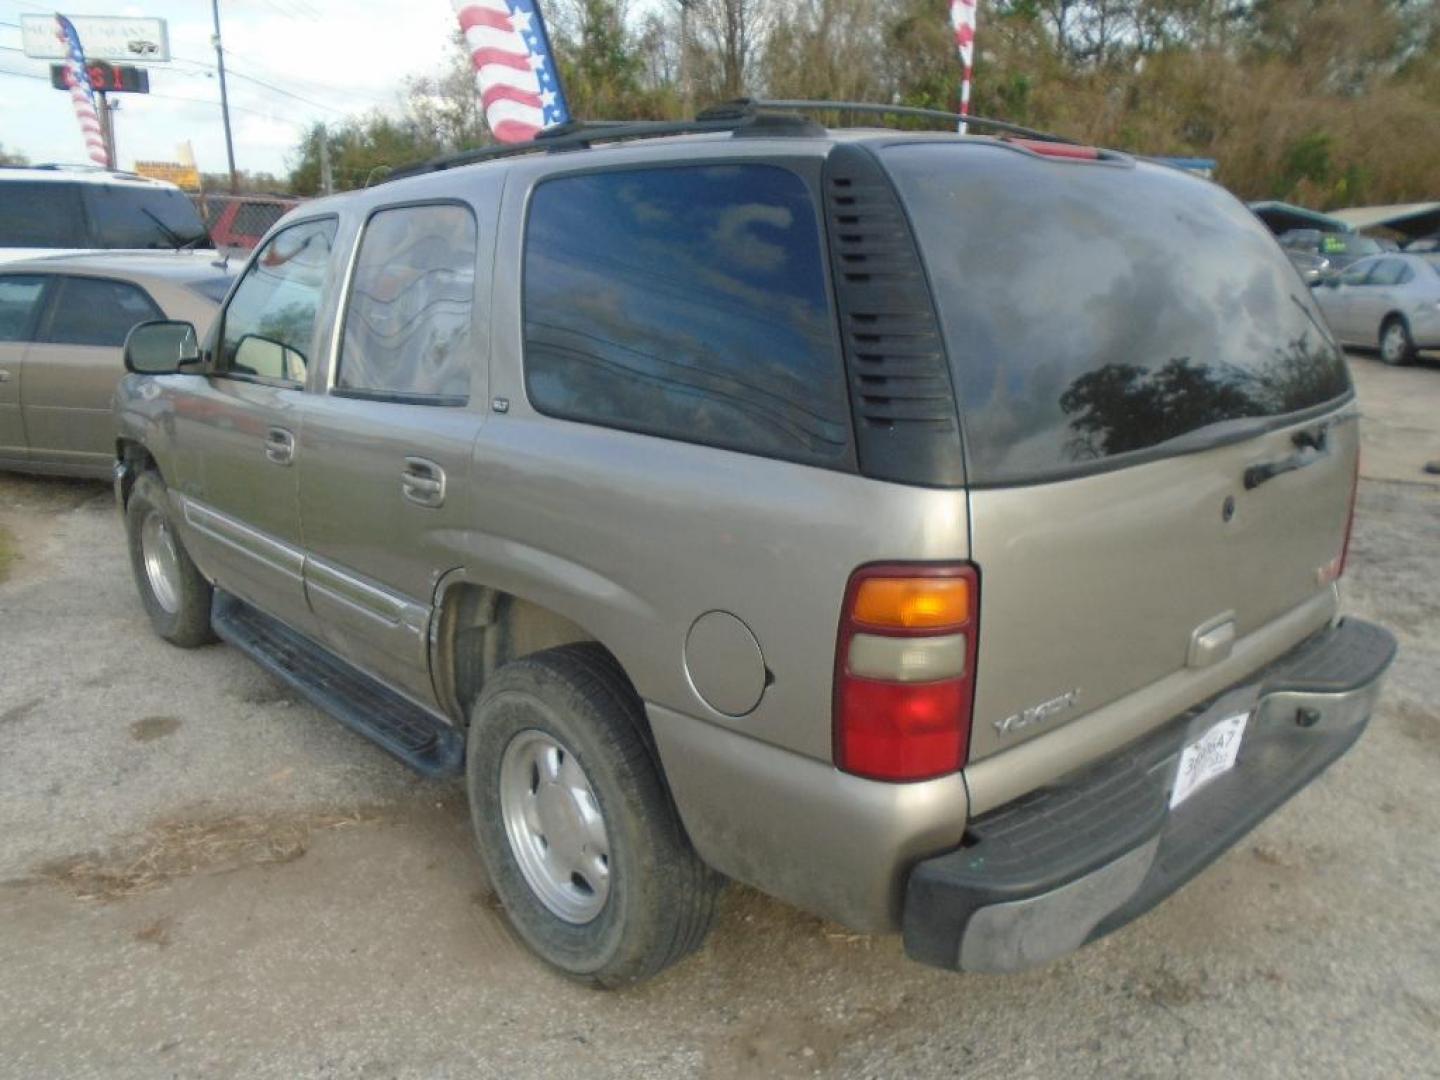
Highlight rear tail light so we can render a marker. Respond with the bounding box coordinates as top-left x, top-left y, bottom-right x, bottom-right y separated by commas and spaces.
834, 563, 979, 782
